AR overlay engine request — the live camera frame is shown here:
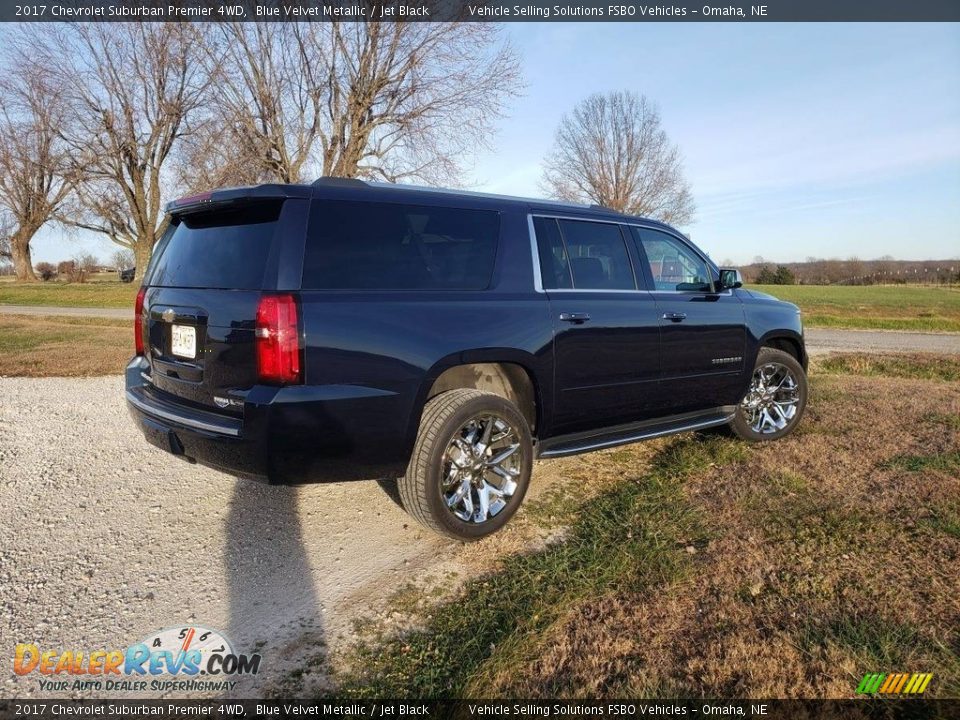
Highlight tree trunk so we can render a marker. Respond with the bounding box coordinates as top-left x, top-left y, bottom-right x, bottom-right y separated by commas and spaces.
10, 231, 39, 282
133, 240, 153, 284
